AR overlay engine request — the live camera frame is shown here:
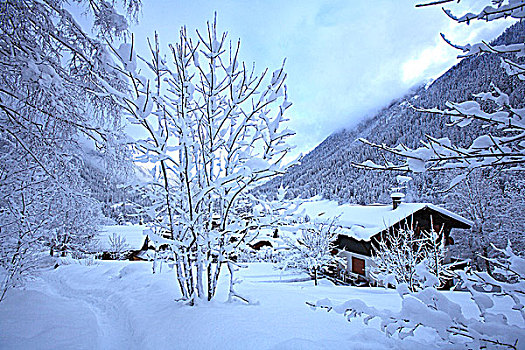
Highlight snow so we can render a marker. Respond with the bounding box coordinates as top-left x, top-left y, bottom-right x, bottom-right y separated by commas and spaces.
97, 225, 149, 251
424, 79, 434, 90
396, 175, 412, 184
296, 198, 472, 241
407, 157, 426, 173
0, 262, 390, 349
1, 261, 521, 349
0, 289, 99, 349
470, 135, 494, 149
